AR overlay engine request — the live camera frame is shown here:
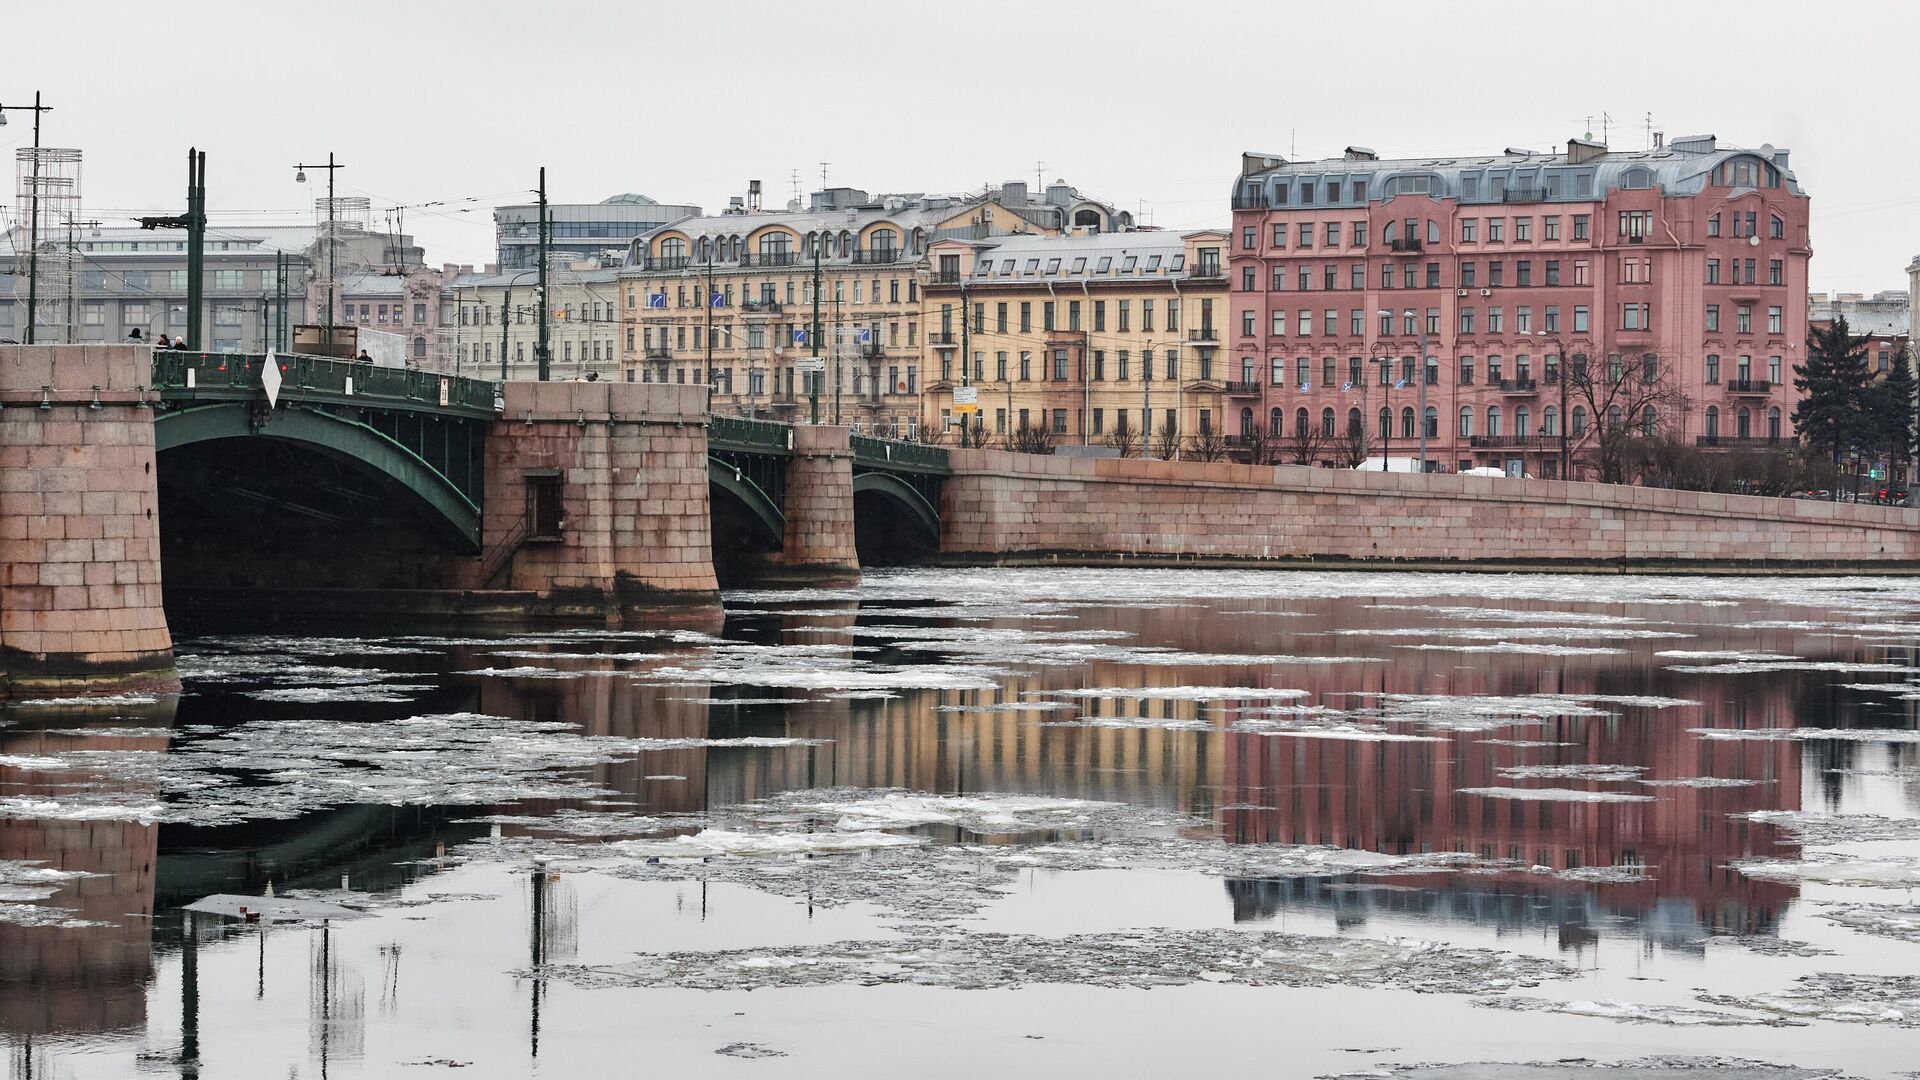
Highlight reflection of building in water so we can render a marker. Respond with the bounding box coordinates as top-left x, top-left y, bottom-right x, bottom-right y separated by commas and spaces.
1221, 658, 1808, 945
0, 718, 171, 1042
